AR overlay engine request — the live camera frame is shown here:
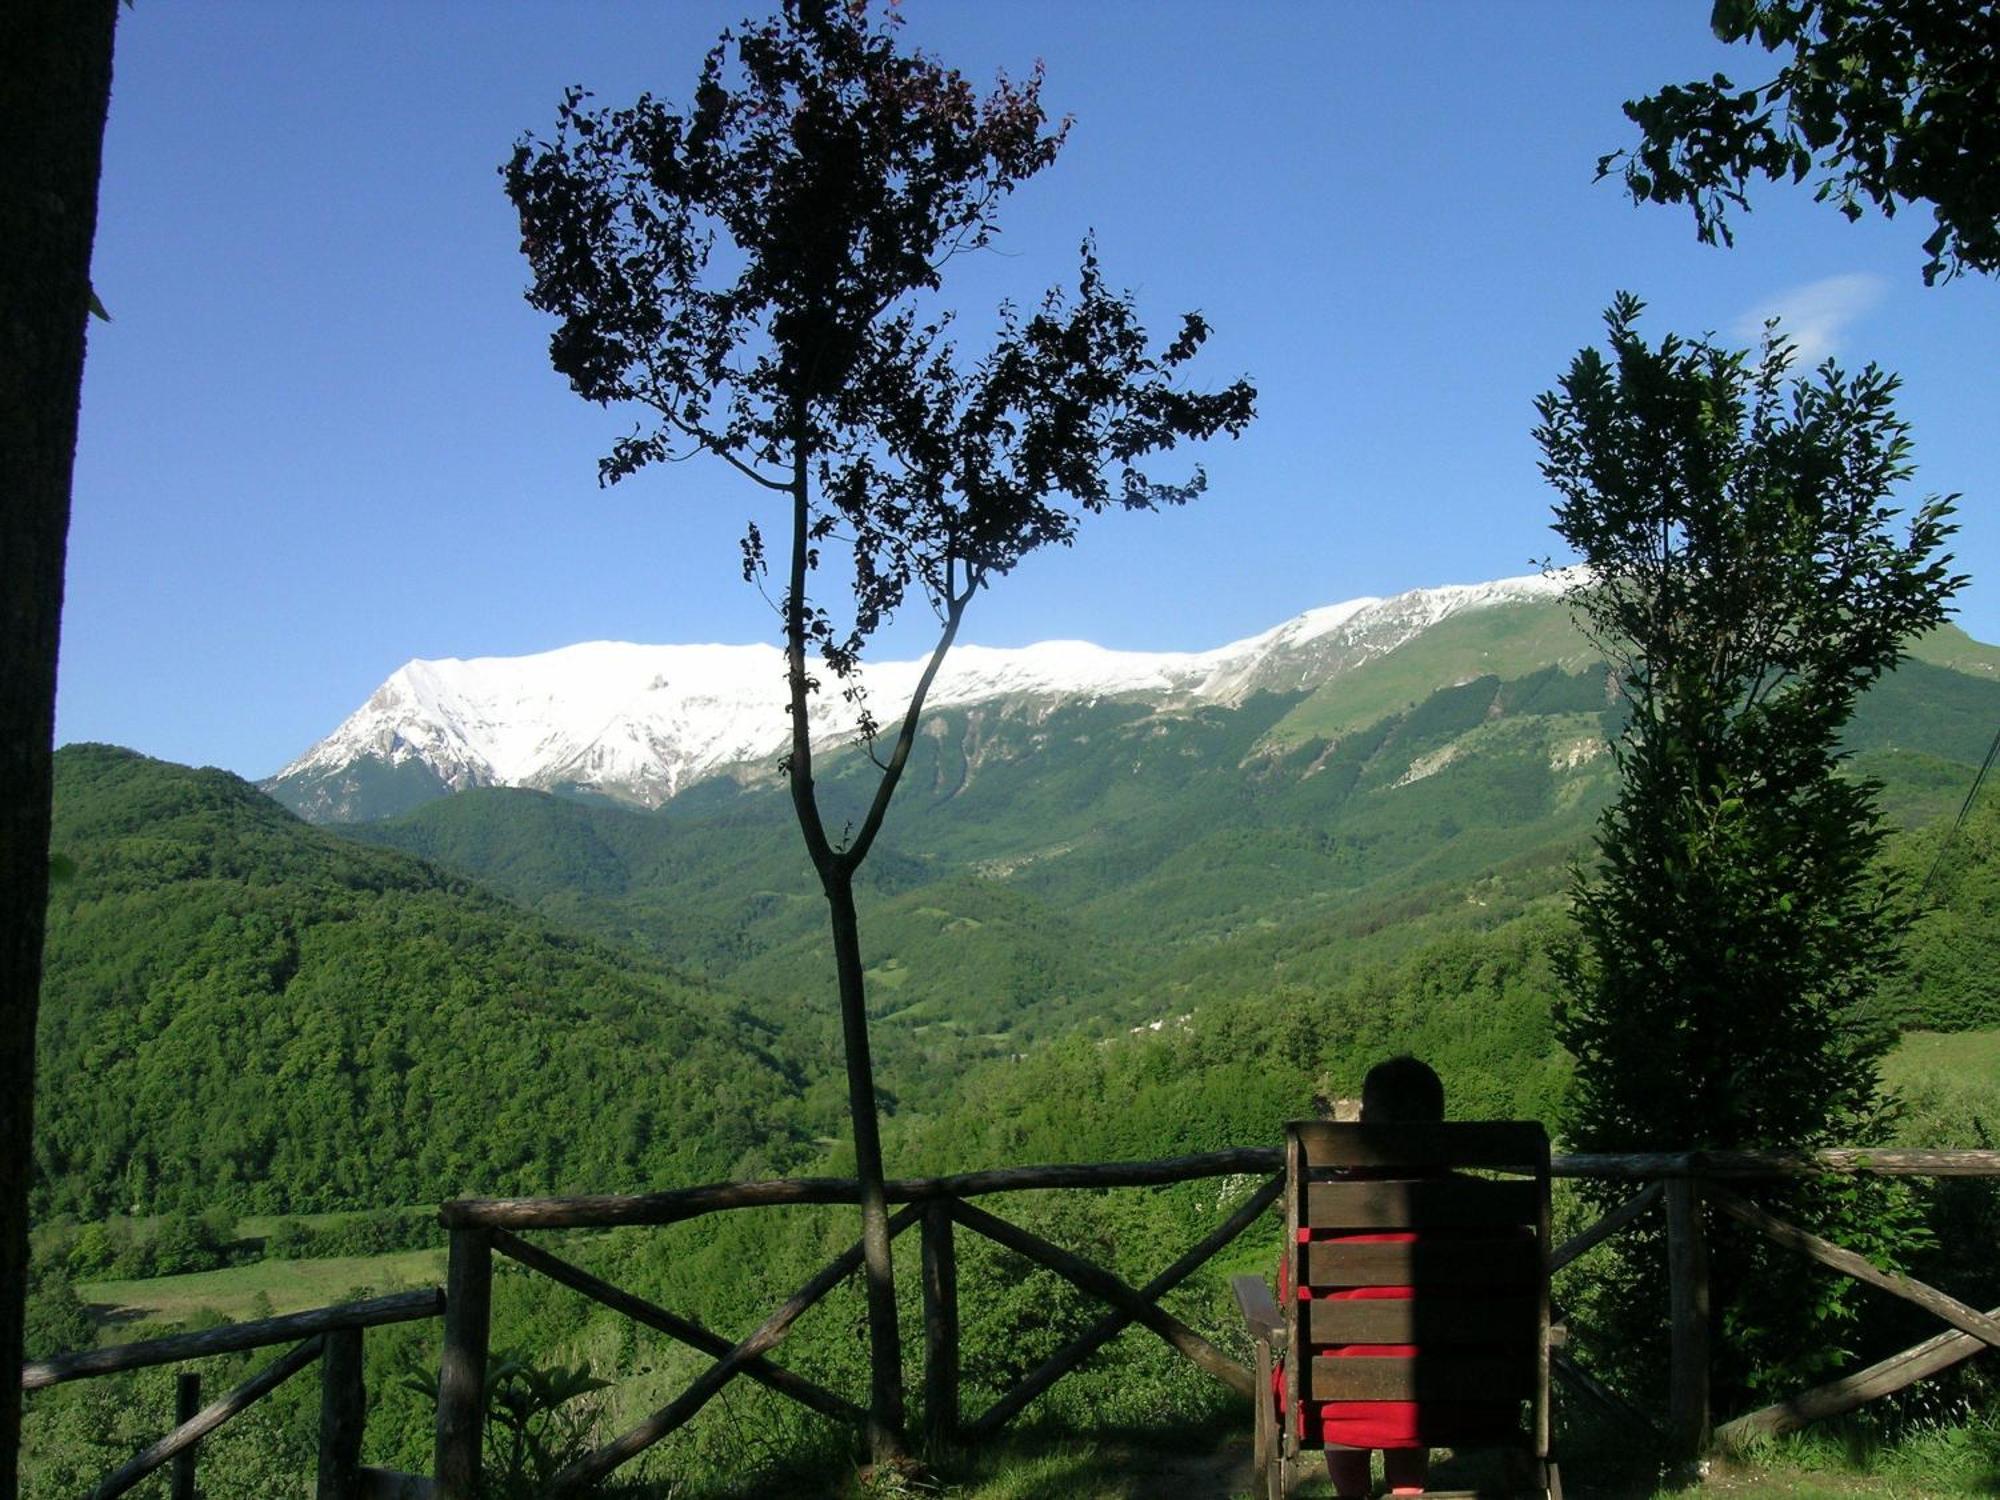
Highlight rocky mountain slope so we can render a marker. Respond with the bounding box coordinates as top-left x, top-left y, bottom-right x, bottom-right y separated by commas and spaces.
263, 572, 1579, 821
